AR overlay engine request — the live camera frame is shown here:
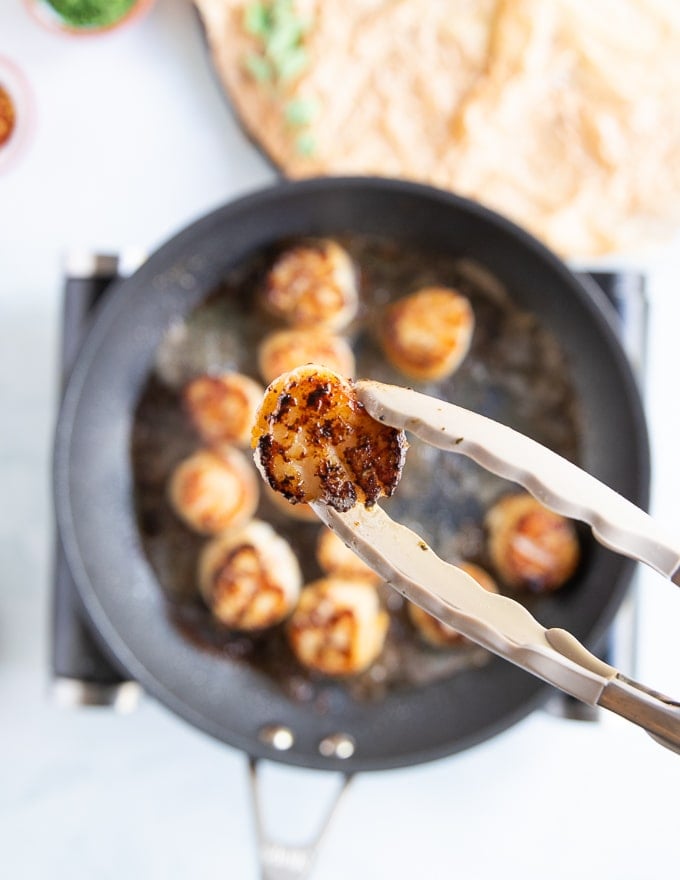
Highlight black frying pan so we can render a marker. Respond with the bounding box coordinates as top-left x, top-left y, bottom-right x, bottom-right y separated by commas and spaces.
53, 177, 649, 772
